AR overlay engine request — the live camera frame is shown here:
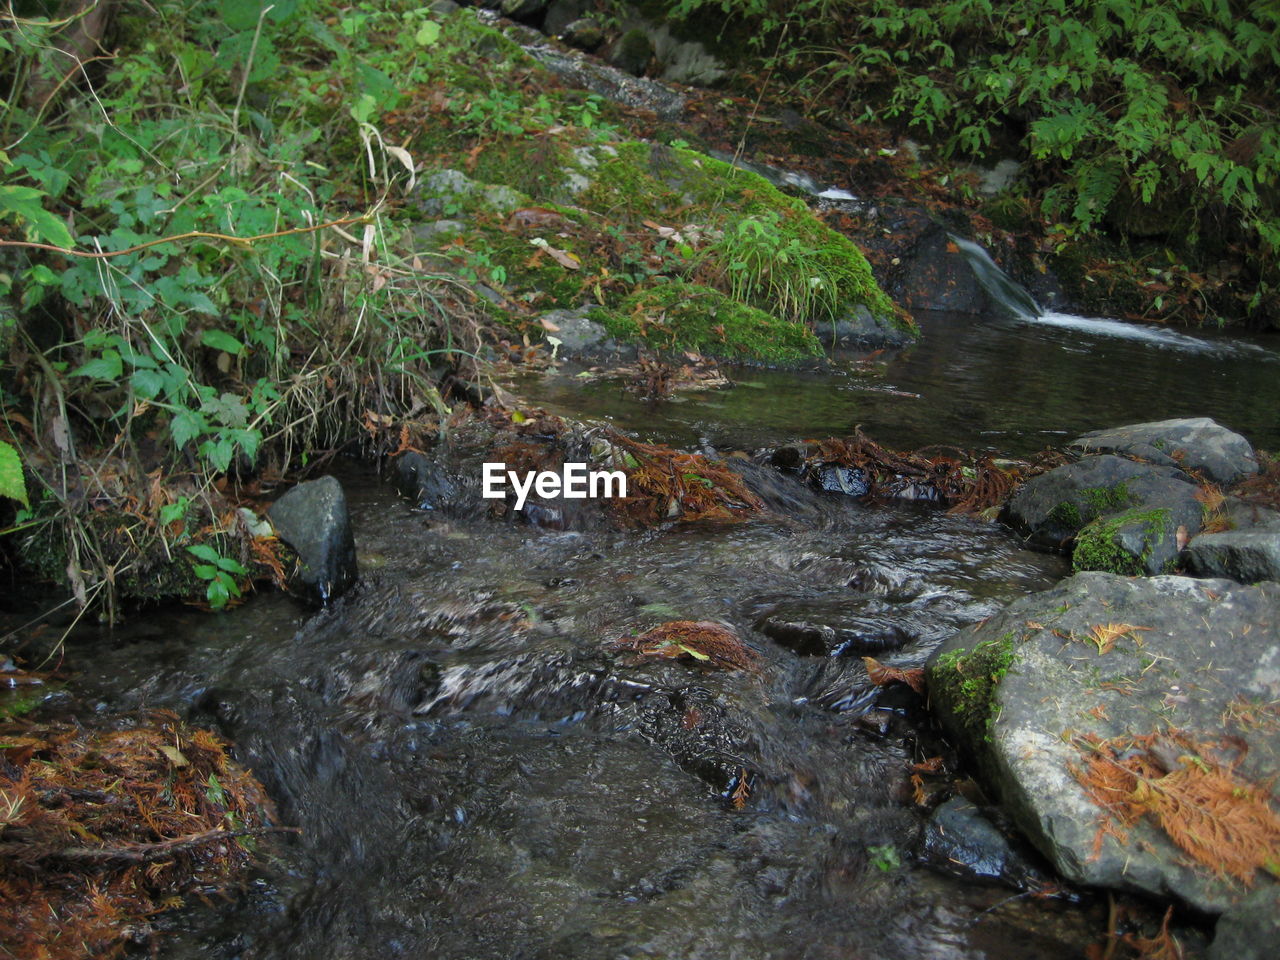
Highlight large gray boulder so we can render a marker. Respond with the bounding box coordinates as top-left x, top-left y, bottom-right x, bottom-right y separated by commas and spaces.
1186, 530, 1280, 584
926, 572, 1280, 915
1070, 418, 1258, 486
268, 476, 358, 604
1210, 884, 1280, 960
1002, 455, 1201, 573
